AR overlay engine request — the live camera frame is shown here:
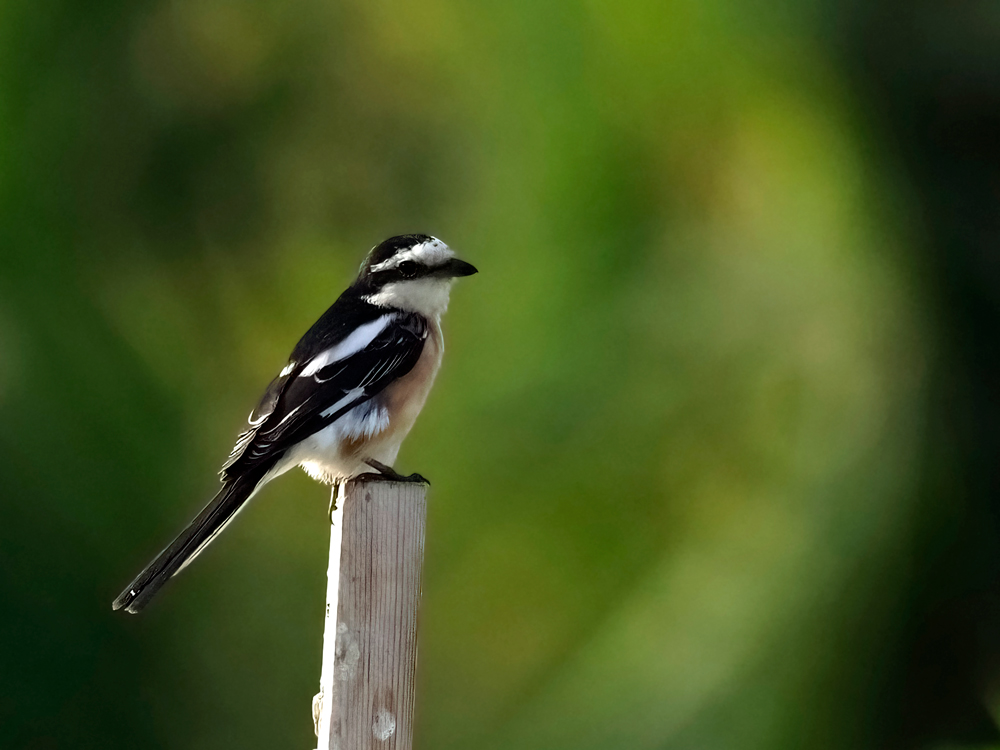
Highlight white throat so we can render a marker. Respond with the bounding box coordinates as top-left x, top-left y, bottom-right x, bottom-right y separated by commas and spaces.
364, 277, 454, 318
